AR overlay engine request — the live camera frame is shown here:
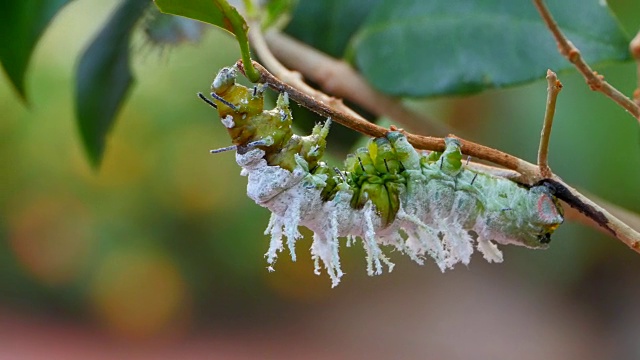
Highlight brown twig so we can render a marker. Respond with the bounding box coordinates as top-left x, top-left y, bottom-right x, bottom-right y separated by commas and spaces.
563, 188, 640, 238
532, 0, 640, 123
236, 59, 640, 255
537, 70, 562, 178
247, 19, 449, 135
261, 31, 450, 136
545, 177, 640, 251
247, 23, 374, 126
631, 30, 640, 106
